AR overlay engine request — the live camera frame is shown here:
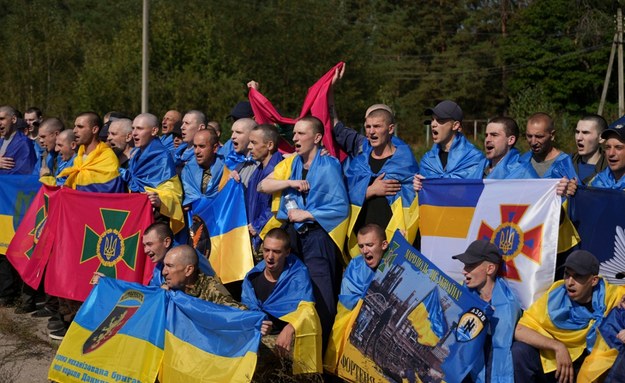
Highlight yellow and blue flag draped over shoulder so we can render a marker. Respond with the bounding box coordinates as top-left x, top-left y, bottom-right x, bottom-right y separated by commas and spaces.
584, 307, 625, 382
124, 138, 185, 234
337, 232, 492, 383
0, 175, 41, 254
519, 279, 625, 380
58, 142, 125, 193
407, 287, 448, 347
193, 178, 254, 284
344, 136, 419, 257
161, 290, 265, 383
419, 178, 561, 309
180, 154, 225, 207
262, 151, 349, 254
324, 255, 375, 374
48, 278, 165, 383
420, 133, 487, 179
242, 254, 323, 374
